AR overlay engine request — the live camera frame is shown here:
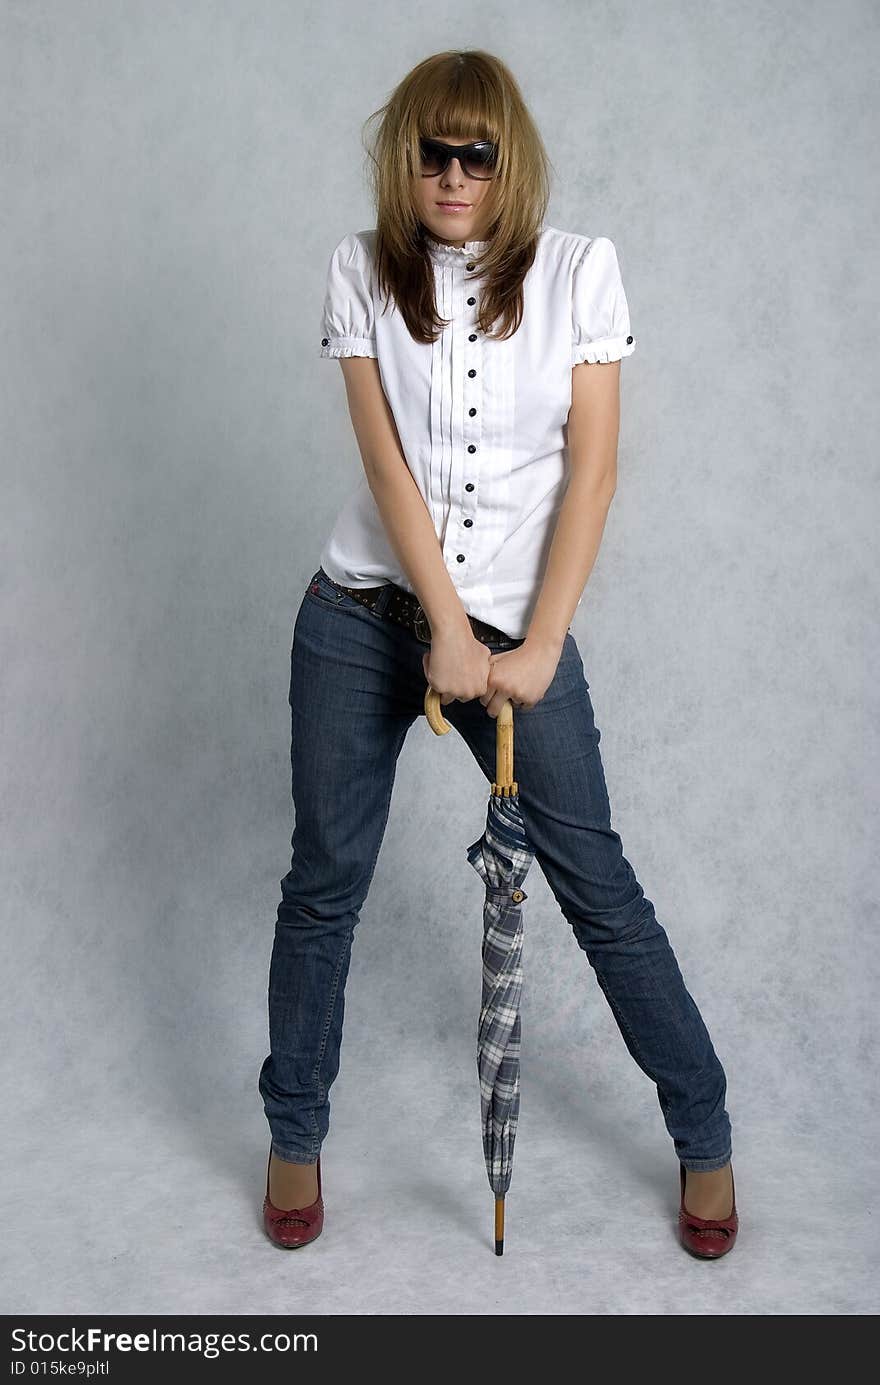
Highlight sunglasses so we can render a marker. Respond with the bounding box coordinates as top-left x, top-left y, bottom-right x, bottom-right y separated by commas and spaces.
418, 138, 498, 180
